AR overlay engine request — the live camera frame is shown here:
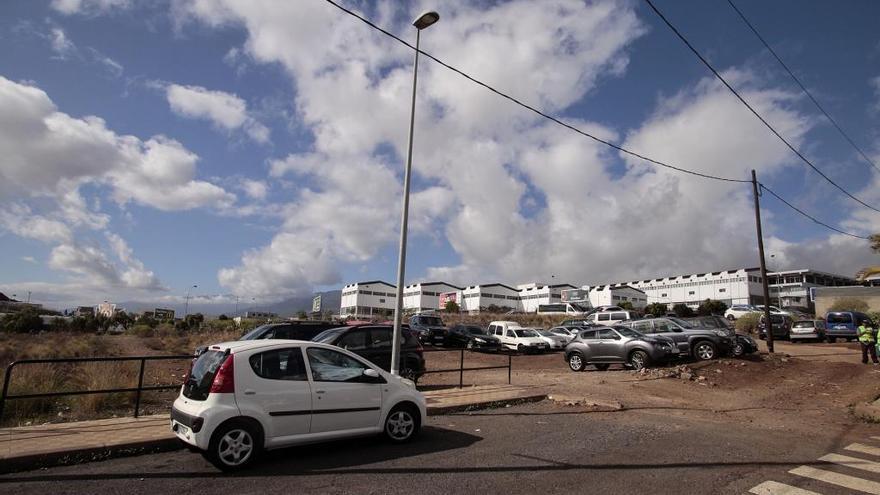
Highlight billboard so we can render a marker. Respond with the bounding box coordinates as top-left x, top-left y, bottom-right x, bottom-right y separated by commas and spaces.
312, 295, 322, 313
439, 291, 460, 308
561, 289, 589, 302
